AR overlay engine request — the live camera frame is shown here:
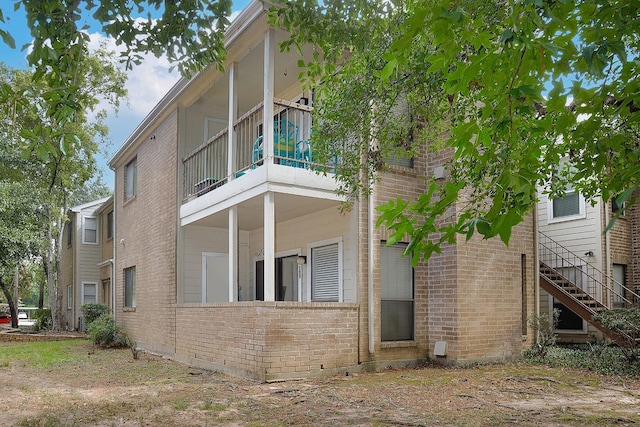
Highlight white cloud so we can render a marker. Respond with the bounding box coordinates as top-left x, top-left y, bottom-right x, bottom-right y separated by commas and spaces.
87, 31, 180, 118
